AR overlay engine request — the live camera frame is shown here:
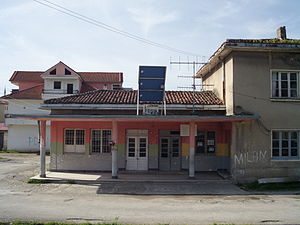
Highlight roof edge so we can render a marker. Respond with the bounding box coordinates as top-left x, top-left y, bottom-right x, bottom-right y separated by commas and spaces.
196, 38, 300, 78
